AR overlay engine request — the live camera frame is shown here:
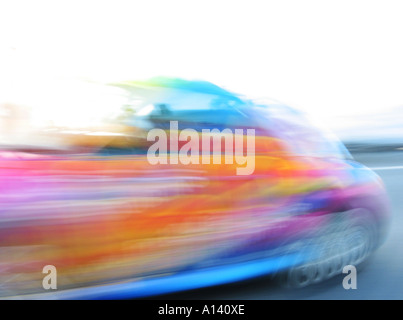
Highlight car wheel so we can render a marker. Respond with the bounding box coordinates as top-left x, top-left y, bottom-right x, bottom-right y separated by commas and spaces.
277, 208, 377, 288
